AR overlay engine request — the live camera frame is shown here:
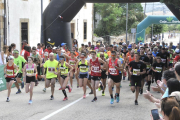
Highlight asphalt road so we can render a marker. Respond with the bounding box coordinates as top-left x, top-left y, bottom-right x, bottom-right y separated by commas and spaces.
0, 78, 161, 120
